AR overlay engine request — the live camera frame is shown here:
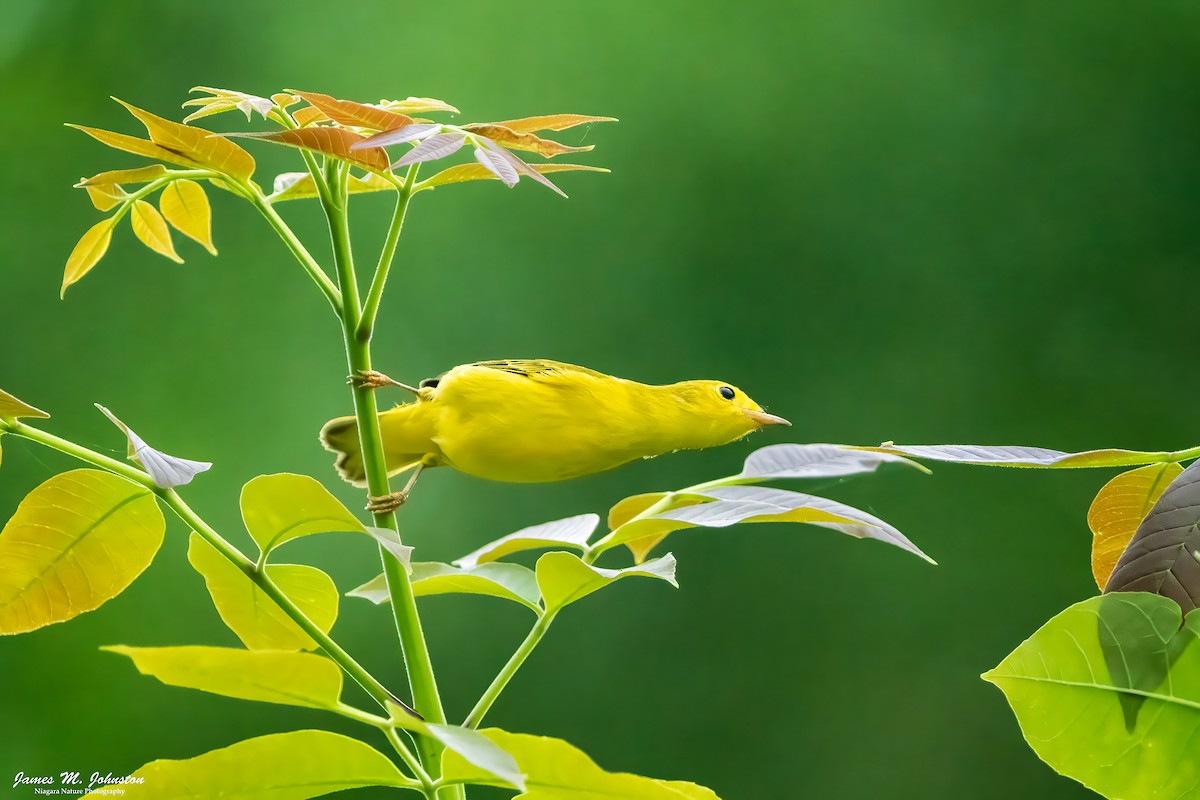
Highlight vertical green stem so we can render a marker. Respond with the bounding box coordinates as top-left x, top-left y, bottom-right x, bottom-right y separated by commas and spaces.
463, 612, 557, 728
319, 164, 453, 794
